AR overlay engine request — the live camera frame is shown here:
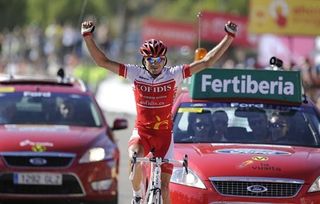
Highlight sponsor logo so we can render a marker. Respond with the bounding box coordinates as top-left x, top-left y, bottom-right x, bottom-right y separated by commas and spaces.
136, 84, 172, 93
23, 91, 51, 97
32, 144, 47, 152
201, 75, 294, 96
252, 156, 269, 161
29, 157, 47, 166
252, 163, 281, 172
216, 148, 291, 155
138, 76, 150, 80
191, 69, 301, 103
20, 139, 54, 147
247, 185, 268, 193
